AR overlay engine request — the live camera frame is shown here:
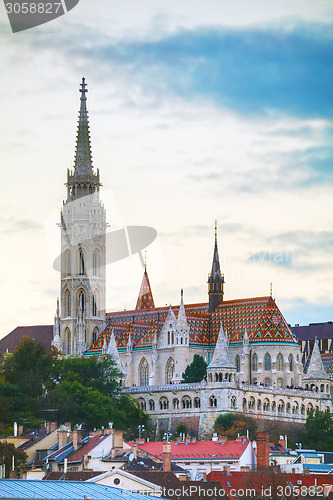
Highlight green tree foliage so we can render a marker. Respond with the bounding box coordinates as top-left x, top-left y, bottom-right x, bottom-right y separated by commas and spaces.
0, 338, 147, 434
182, 354, 207, 383
0, 442, 27, 477
214, 413, 258, 439
304, 410, 333, 451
